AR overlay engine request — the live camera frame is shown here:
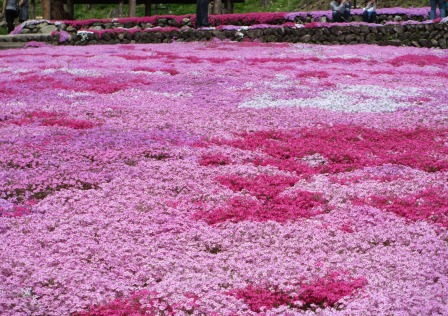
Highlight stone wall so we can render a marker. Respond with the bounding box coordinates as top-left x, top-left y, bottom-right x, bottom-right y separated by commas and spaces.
4, 22, 445, 49
1, 12, 447, 49
16, 12, 427, 36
